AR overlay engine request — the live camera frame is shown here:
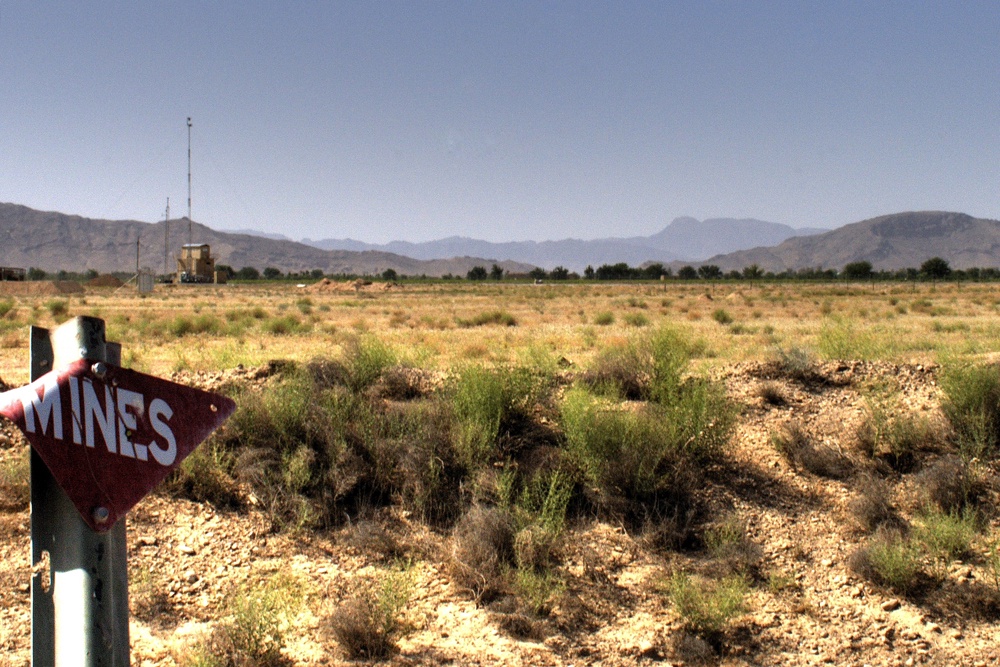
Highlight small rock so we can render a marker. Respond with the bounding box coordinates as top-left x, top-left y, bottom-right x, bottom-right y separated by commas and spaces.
137, 536, 157, 547
925, 622, 940, 634
881, 599, 901, 612
821, 558, 834, 568
184, 570, 198, 584
948, 629, 963, 640
178, 545, 196, 556
18, 583, 29, 594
